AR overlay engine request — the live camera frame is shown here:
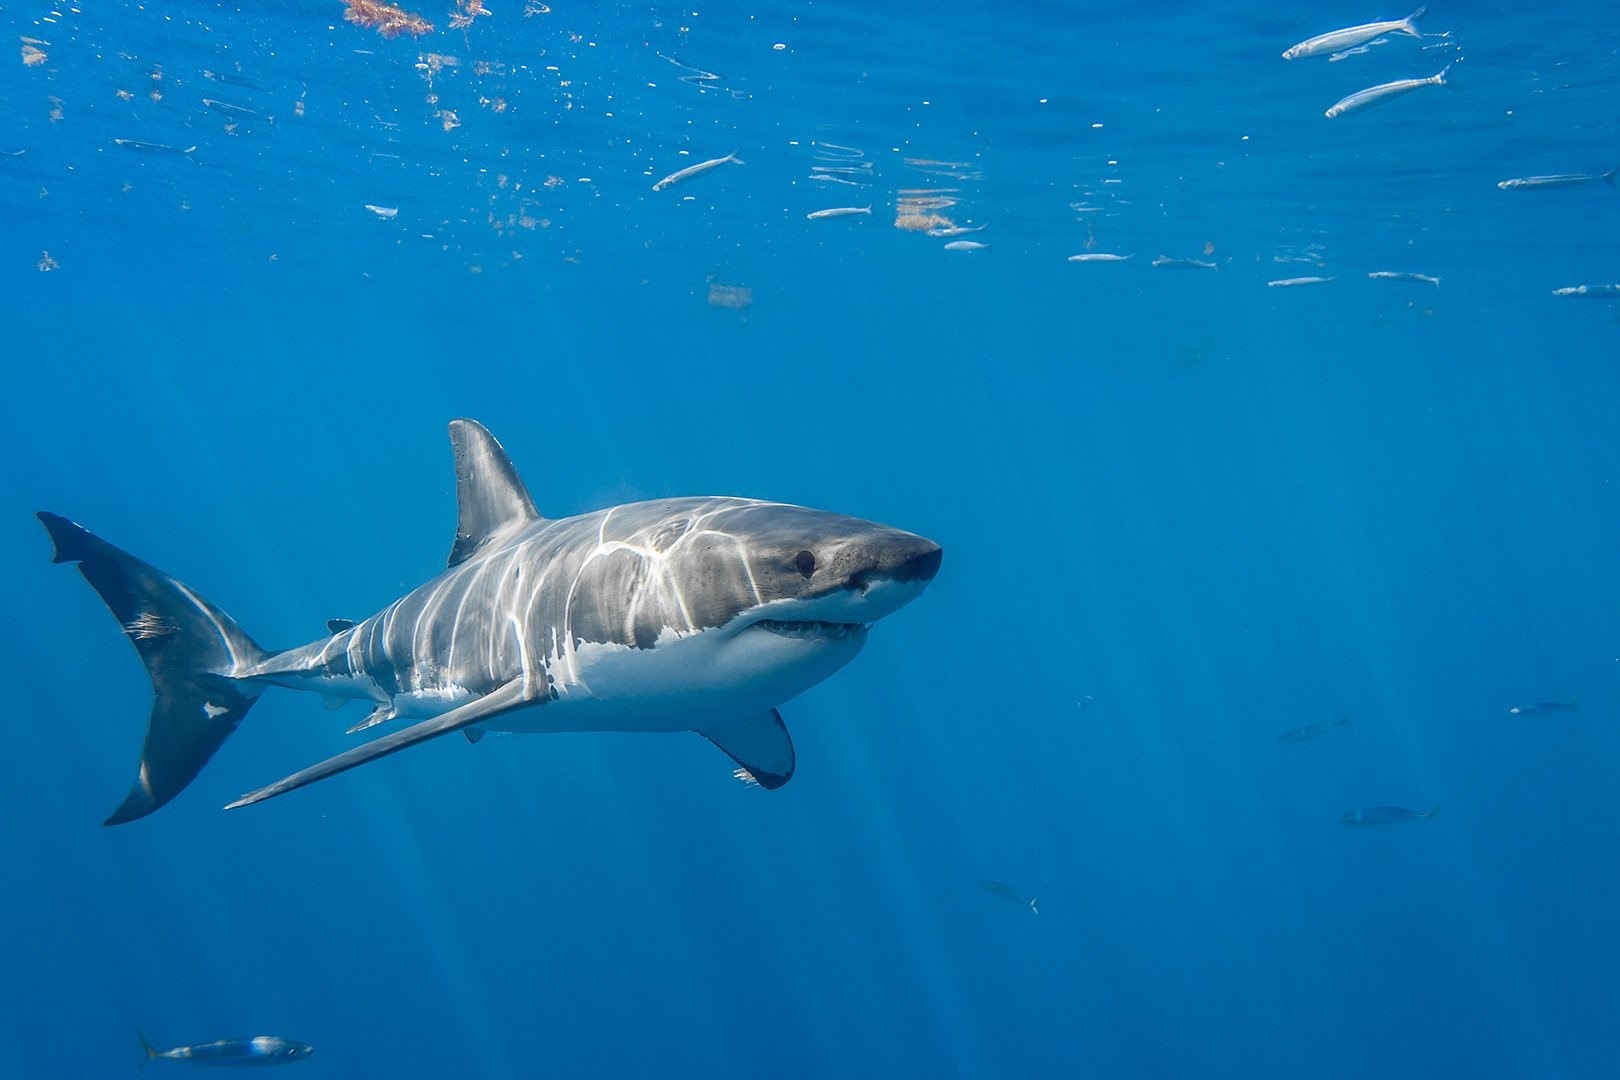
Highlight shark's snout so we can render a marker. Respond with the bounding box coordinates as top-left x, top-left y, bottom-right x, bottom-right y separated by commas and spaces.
896, 544, 942, 584
843, 541, 942, 593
